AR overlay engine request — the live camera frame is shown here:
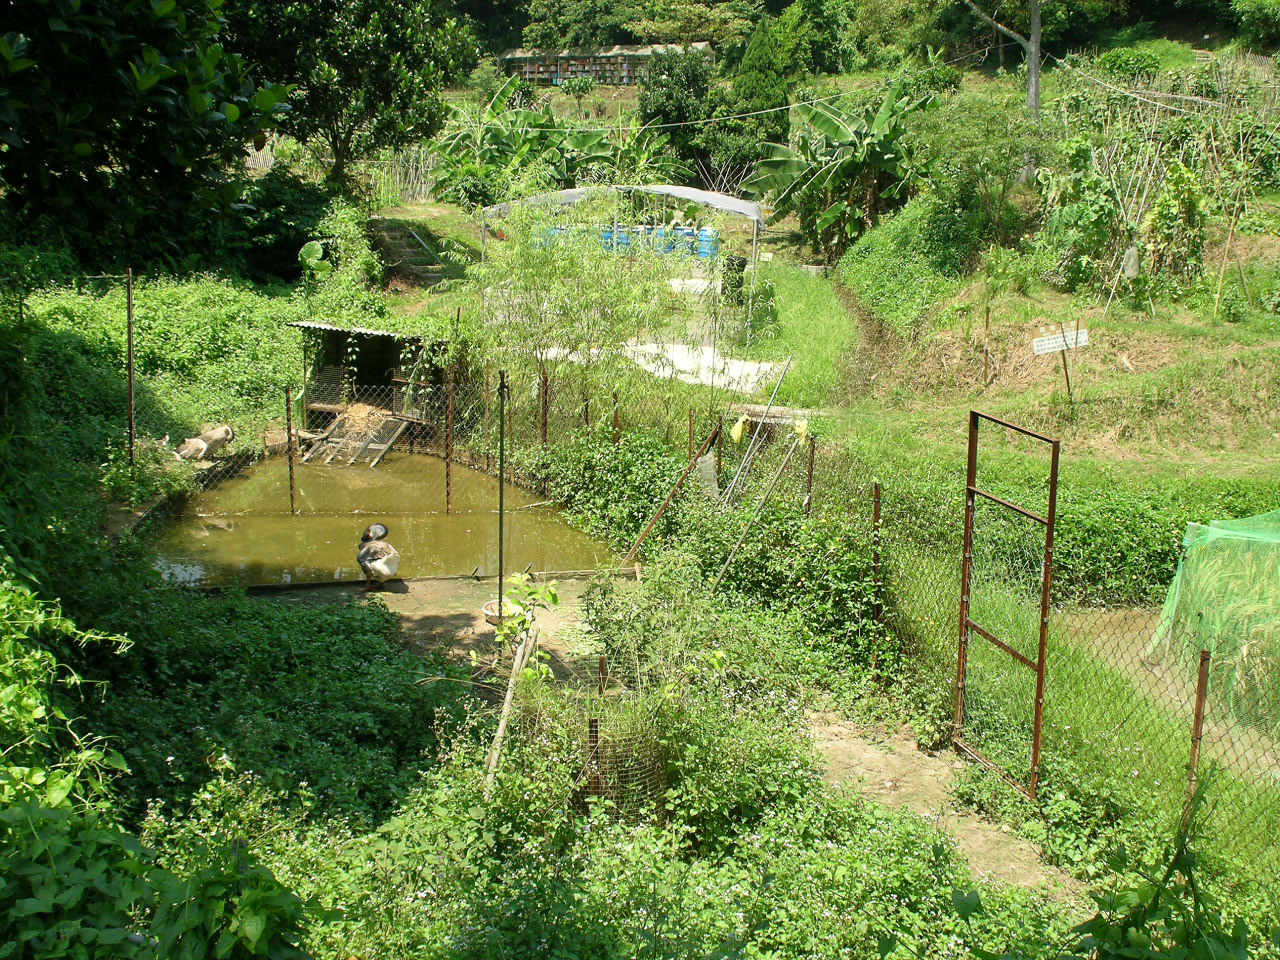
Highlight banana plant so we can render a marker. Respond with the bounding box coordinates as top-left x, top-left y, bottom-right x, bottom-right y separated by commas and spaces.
602, 117, 692, 185
744, 82, 936, 263
432, 76, 612, 206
